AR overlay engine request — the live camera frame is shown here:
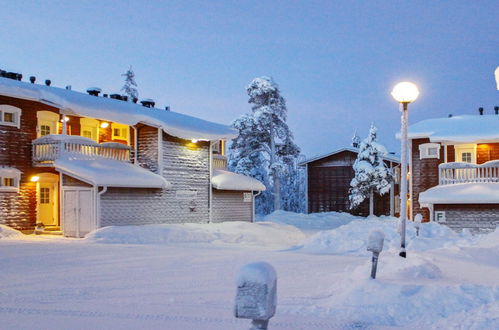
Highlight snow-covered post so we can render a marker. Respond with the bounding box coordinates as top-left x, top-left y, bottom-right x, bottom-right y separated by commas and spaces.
391, 82, 419, 258
367, 229, 385, 279
235, 262, 277, 330
414, 213, 423, 236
